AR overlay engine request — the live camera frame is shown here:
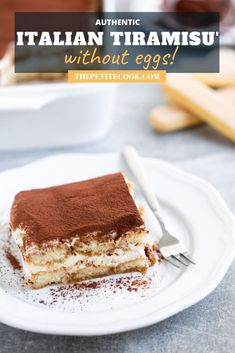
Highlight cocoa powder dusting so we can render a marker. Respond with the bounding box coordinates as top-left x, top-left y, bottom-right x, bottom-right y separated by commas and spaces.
10, 173, 144, 246
44, 274, 157, 306
5, 247, 21, 270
